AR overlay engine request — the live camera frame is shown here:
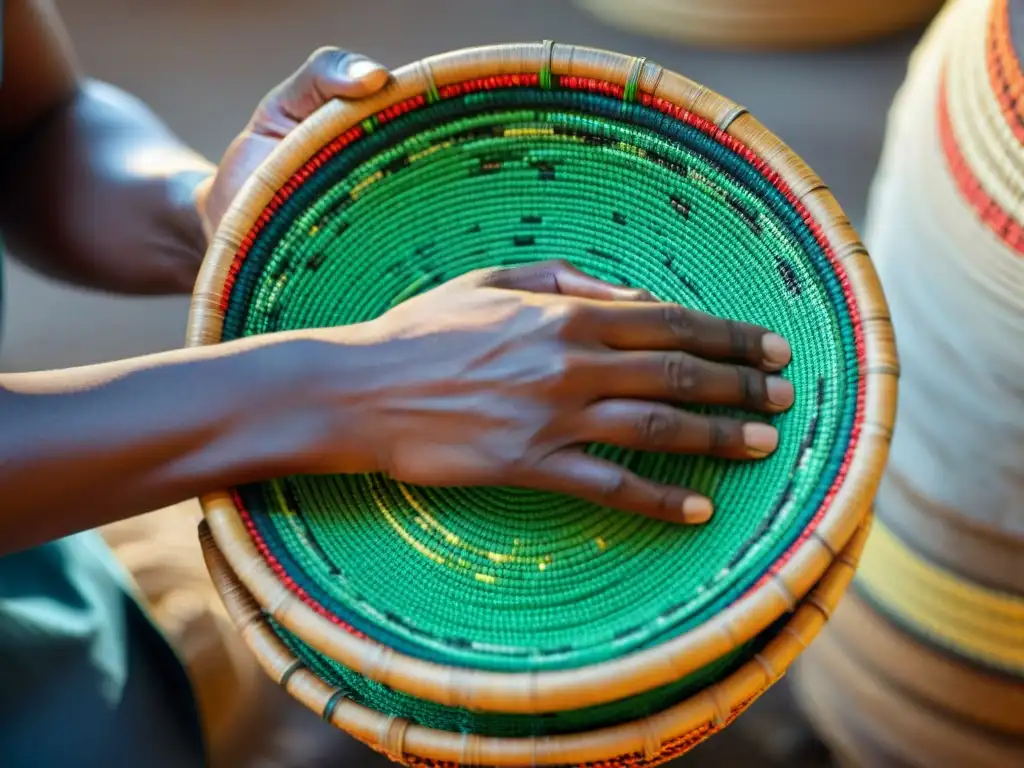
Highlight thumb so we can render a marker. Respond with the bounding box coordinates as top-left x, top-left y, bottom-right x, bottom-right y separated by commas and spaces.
256, 47, 389, 129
